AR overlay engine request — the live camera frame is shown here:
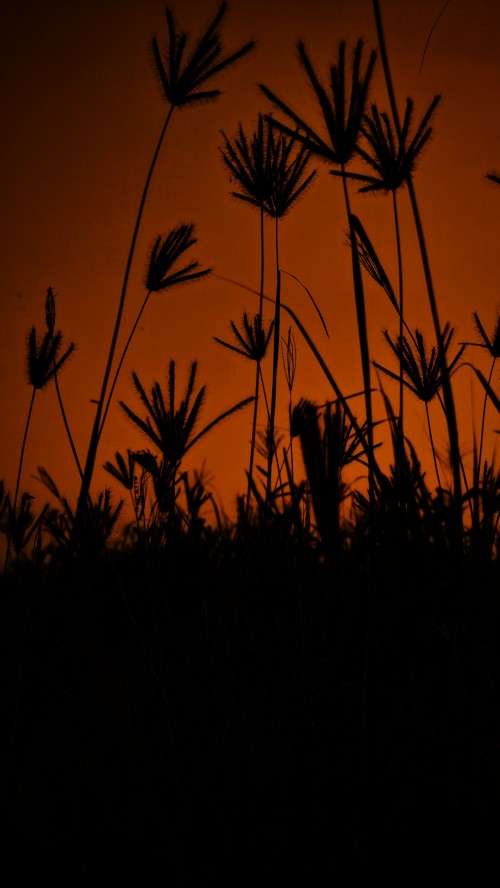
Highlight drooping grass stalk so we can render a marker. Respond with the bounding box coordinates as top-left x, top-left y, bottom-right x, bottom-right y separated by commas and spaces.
372, 0, 463, 549
213, 272, 383, 485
